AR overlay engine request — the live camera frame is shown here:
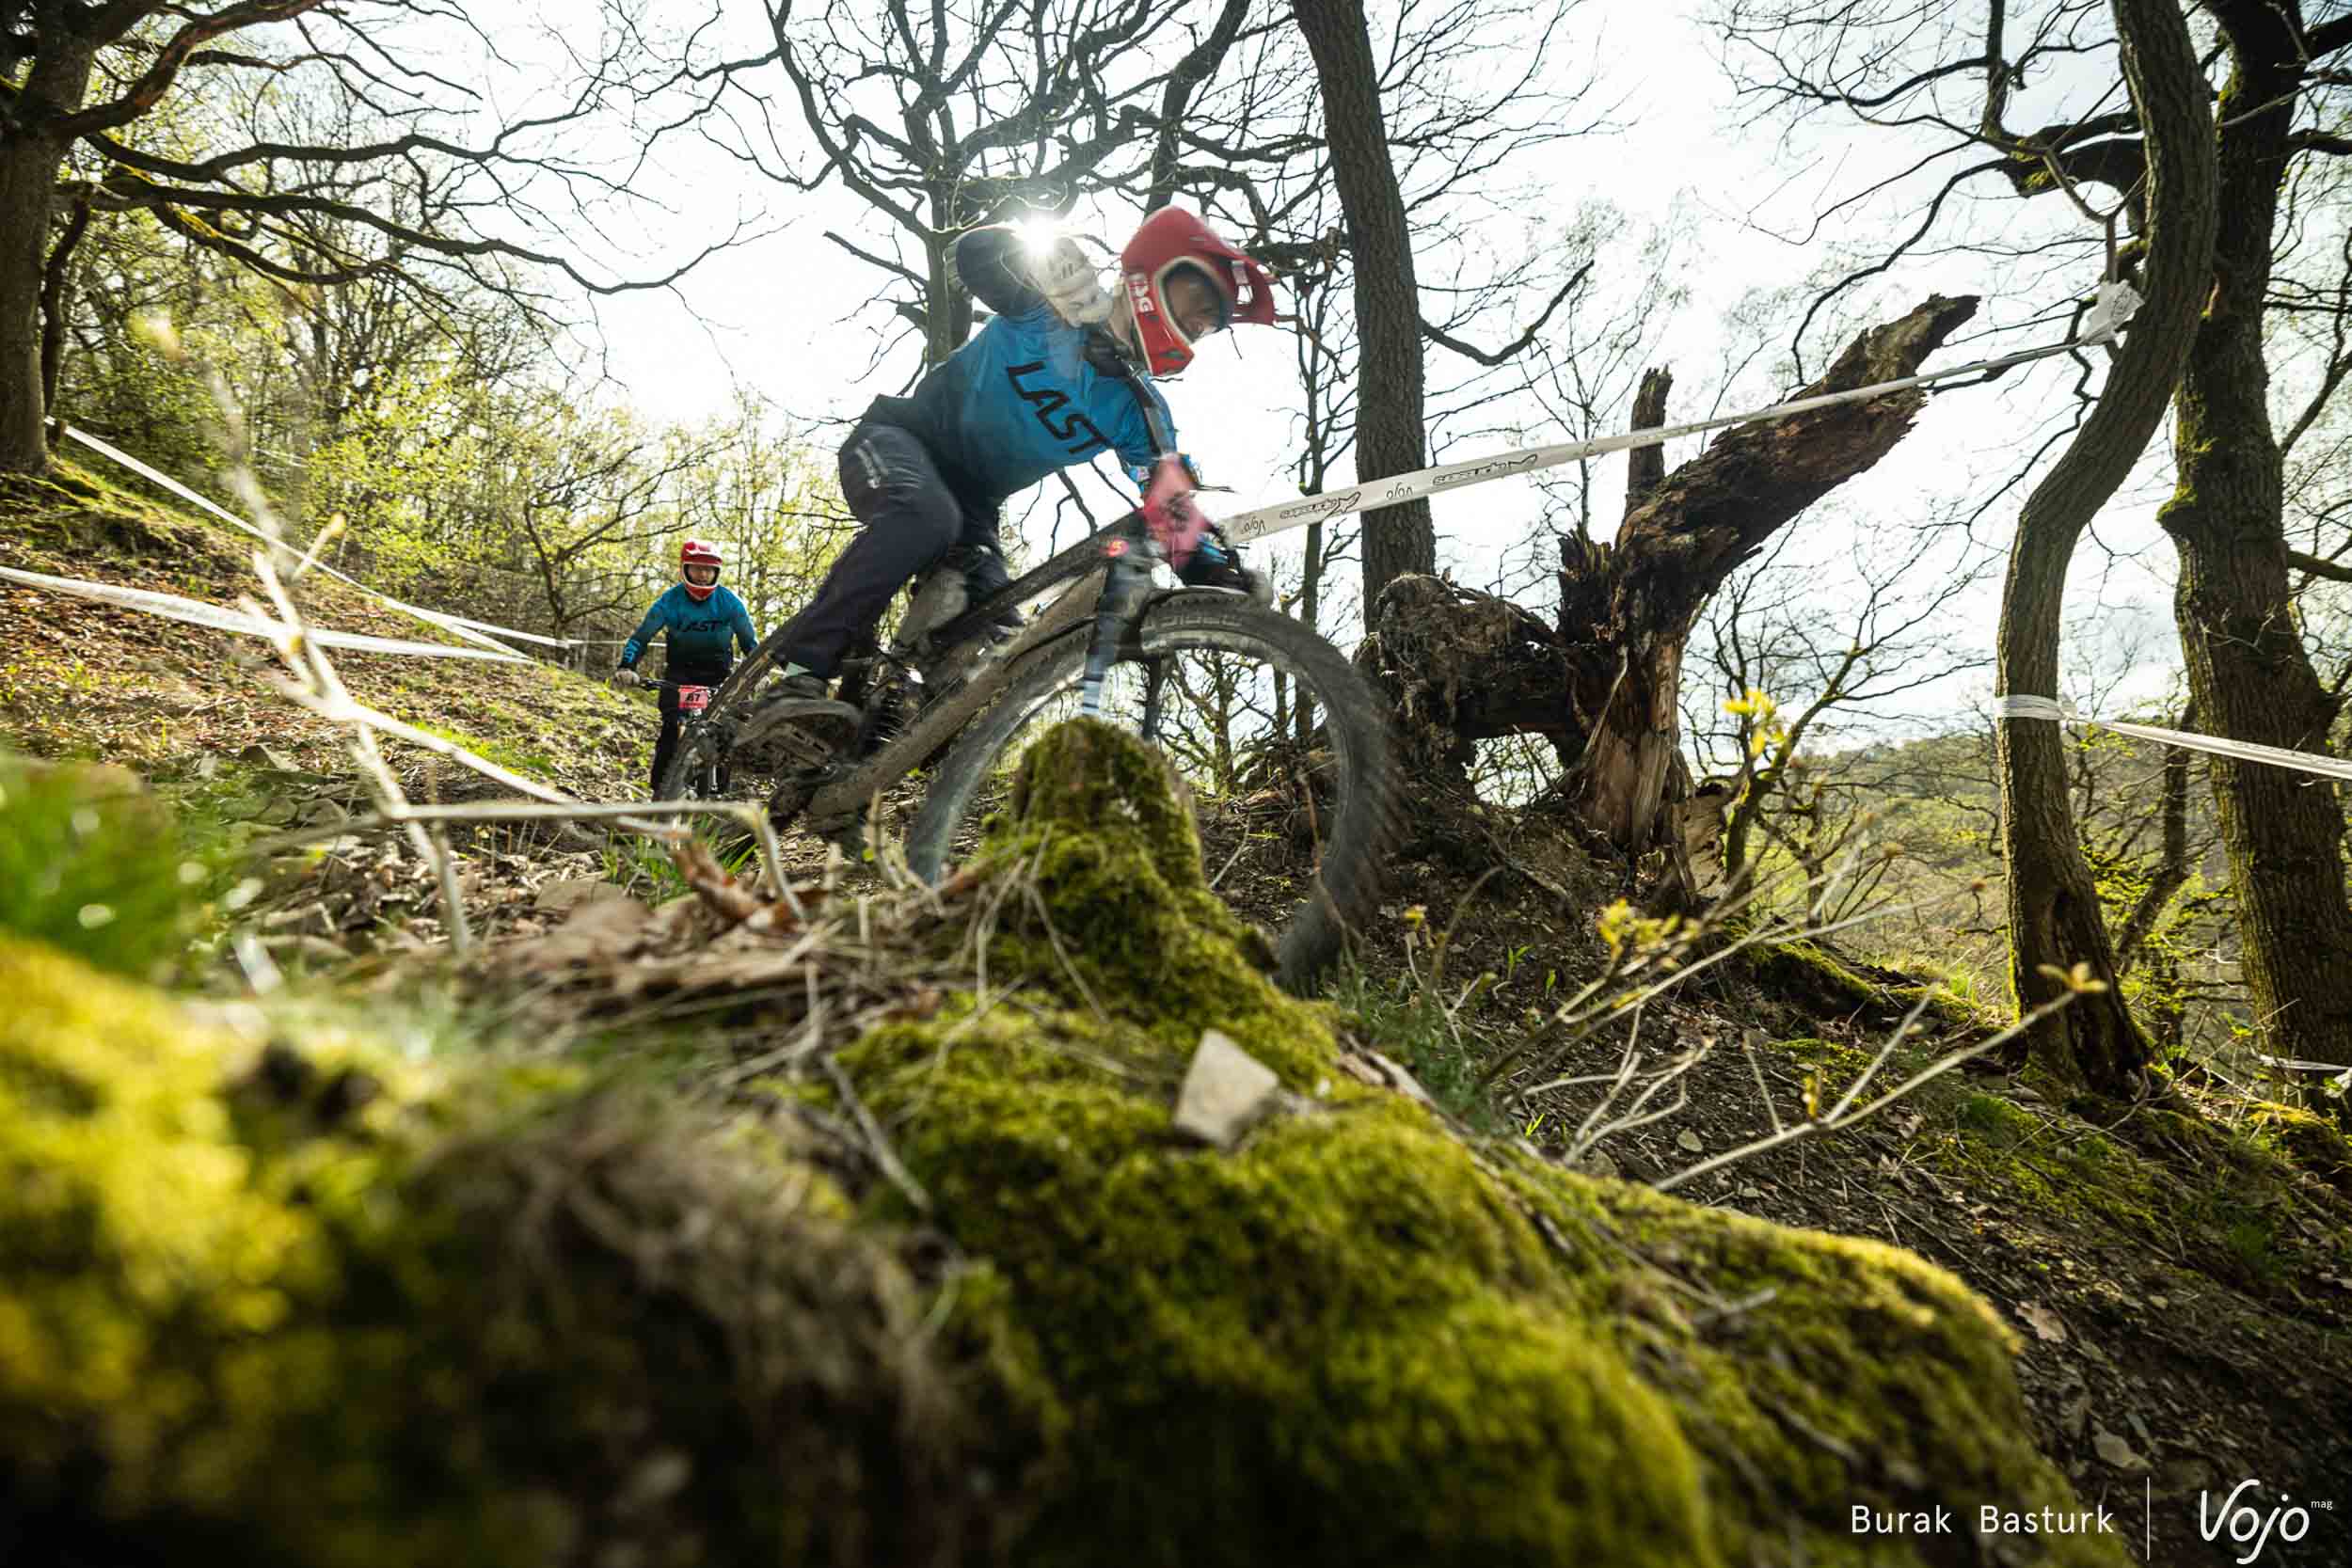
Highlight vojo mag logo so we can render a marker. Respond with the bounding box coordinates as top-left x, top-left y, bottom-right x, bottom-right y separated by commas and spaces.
2201, 1481, 2328, 1564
